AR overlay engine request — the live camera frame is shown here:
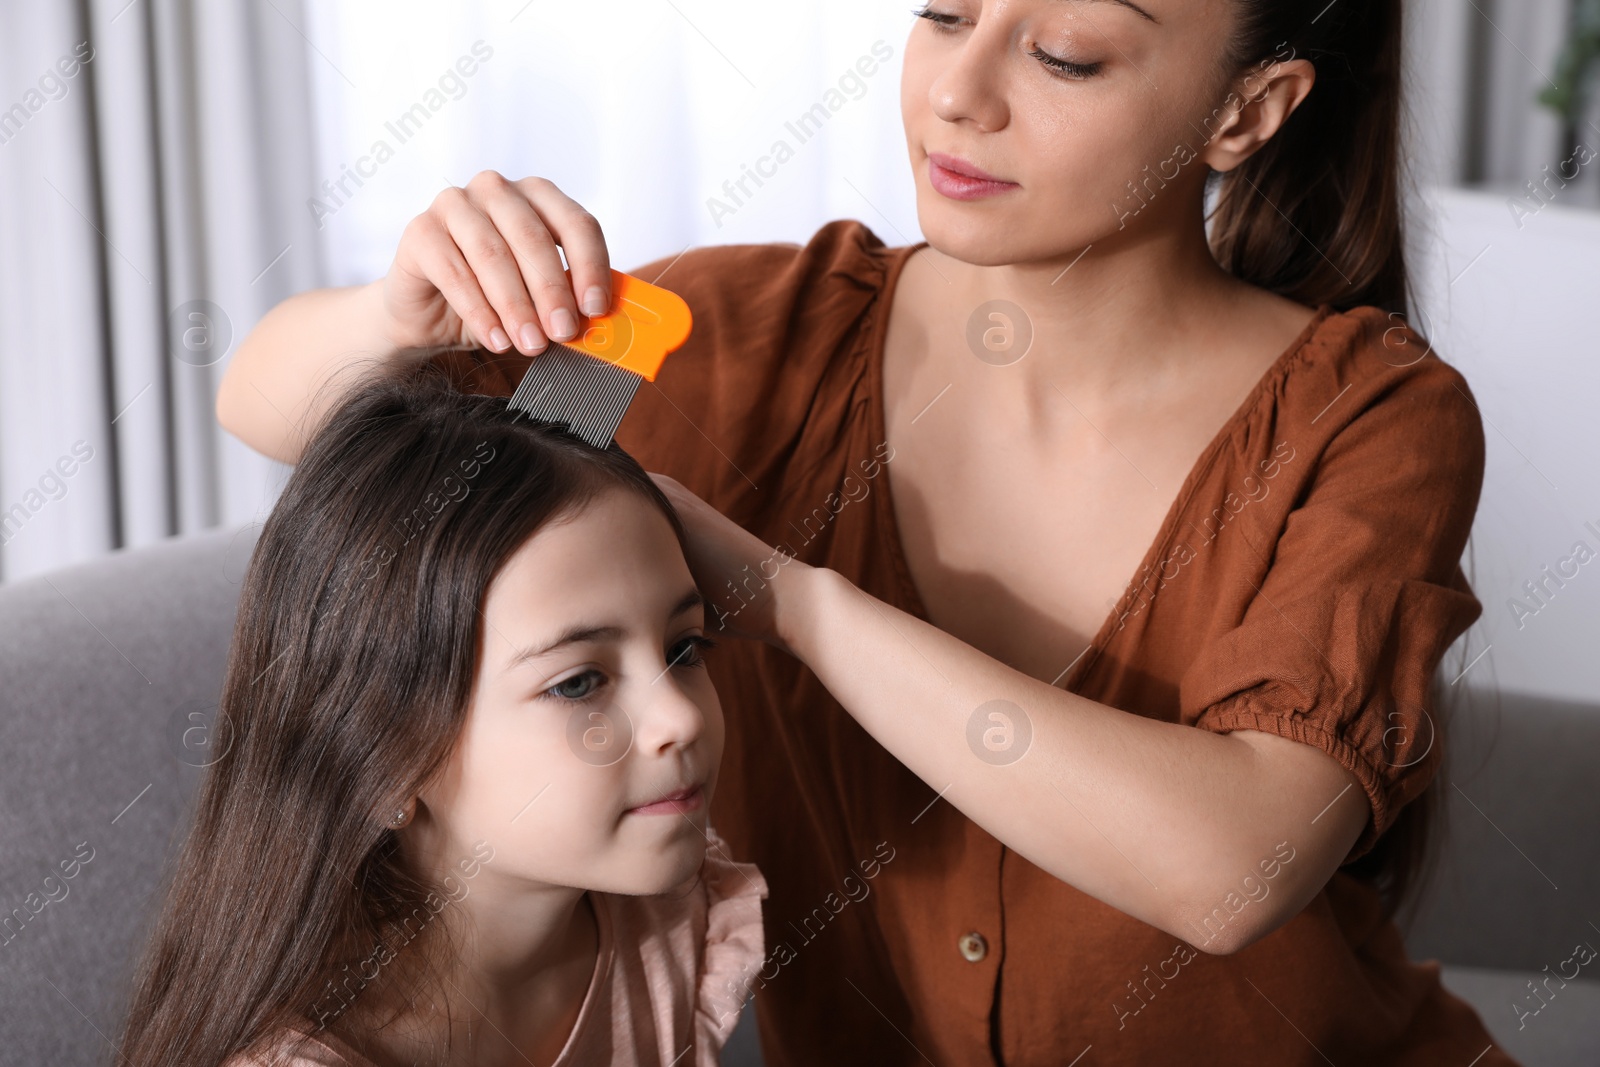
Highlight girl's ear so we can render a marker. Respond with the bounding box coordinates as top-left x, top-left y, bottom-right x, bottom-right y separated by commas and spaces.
1199, 58, 1316, 174
389, 797, 417, 830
